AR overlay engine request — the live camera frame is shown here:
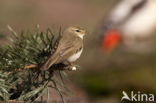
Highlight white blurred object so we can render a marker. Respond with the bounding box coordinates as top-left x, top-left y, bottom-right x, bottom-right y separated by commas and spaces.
102, 0, 156, 53
72, 66, 77, 71
109, 0, 144, 24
